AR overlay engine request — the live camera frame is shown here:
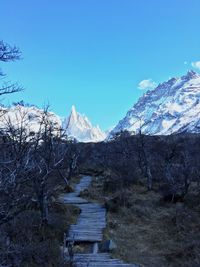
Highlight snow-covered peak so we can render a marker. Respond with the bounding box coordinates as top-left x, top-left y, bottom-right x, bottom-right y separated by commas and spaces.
109, 70, 200, 138
70, 105, 78, 121
183, 70, 199, 80
63, 106, 106, 143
